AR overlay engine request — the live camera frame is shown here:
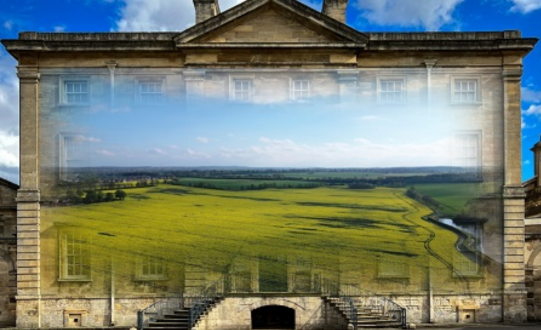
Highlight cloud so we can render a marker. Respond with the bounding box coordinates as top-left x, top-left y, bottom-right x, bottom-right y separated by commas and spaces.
525, 159, 531, 165
150, 148, 167, 155
222, 136, 454, 167
353, 0, 463, 30
53, 25, 66, 32
0, 130, 18, 168
3, 20, 13, 30
113, 0, 248, 32
74, 135, 101, 143
95, 149, 115, 156
523, 104, 541, 116
197, 137, 210, 144
510, 0, 541, 13
523, 86, 541, 103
